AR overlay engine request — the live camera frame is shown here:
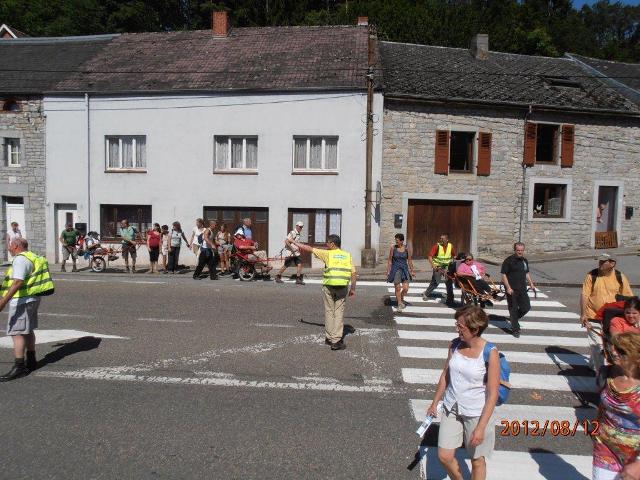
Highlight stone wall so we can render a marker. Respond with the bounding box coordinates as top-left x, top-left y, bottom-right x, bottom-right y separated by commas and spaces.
380, 101, 640, 259
0, 98, 47, 258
